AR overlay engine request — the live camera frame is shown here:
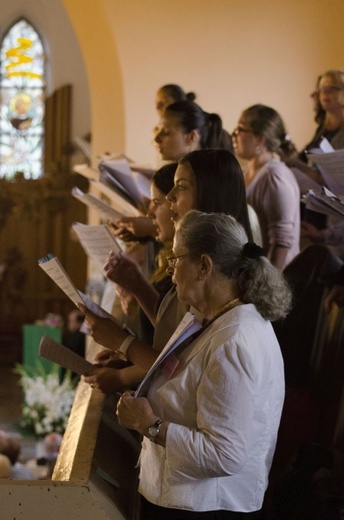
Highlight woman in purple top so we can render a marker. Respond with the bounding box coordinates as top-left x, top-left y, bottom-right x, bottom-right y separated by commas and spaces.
232, 104, 300, 270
